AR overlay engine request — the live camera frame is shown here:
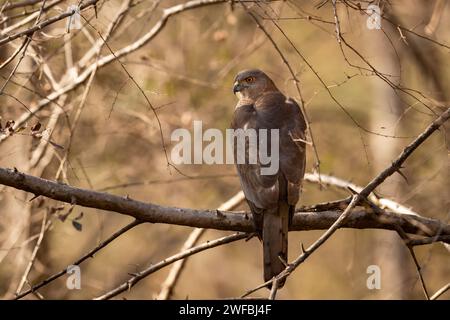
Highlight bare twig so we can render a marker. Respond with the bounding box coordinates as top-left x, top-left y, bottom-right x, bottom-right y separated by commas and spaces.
0, 0, 63, 36
3, 0, 44, 12
331, 0, 341, 43
95, 232, 248, 300
360, 107, 450, 198
0, 0, 100, 46
431, 283, 450, 300
395, 226, 431, 300
424, 0, 446, 35
0, 37, 28, 71
98, 174, 237, 192
14, 219, 142, 300
407, 246, 430, 300
0, 36, 31, 93
304, 173, 421, 217
156, 191, 245, 300
407, 235, 450, 247
15, 210, 48, 296
268, 277, 279, 300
